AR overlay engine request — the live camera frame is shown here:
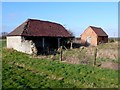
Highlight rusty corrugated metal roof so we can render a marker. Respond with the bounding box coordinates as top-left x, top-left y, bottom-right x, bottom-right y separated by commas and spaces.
90, 26, 108, 36
8, 19, 72, 37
